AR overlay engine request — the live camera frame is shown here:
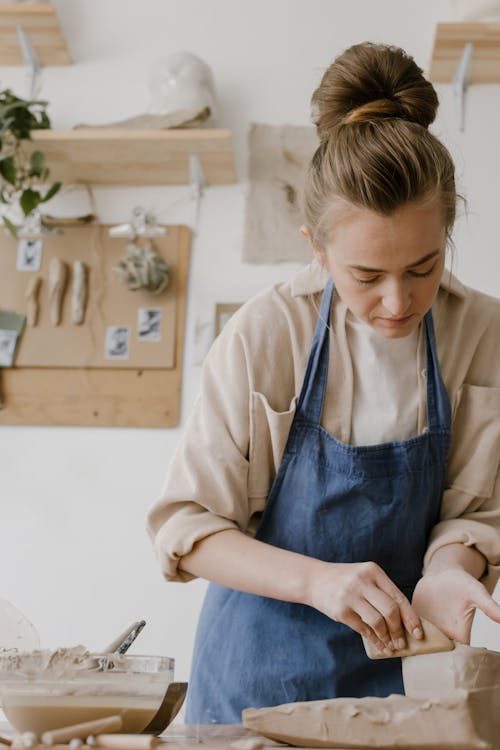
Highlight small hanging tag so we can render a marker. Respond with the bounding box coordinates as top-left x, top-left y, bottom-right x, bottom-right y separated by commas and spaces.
104, 326, 130, 360
17, 238, 43, 271
137, 308, 162, 342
